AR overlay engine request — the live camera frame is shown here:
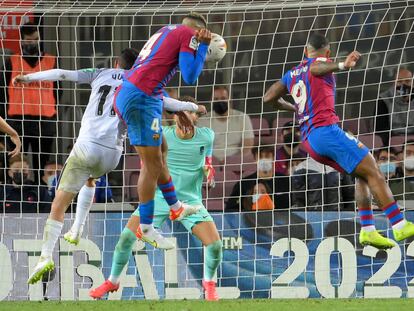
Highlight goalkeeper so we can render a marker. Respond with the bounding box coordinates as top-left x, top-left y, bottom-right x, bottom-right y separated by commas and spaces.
90, 96, 222, 301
